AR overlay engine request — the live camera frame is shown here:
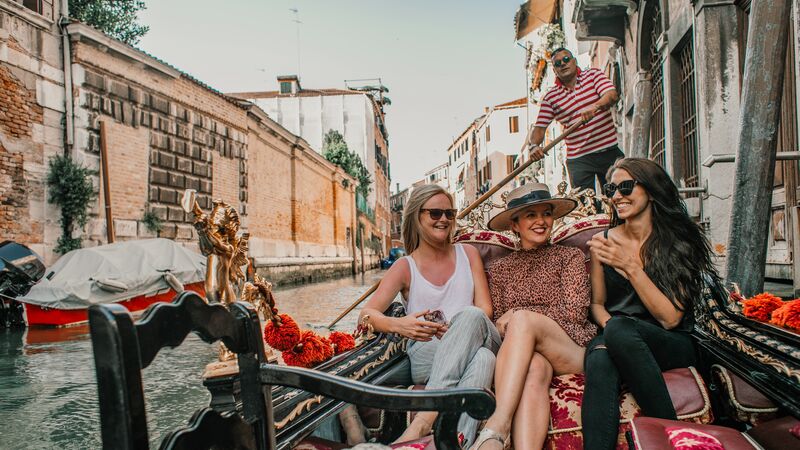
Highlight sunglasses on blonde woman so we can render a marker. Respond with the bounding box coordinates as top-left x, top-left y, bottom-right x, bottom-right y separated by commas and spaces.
420, 208, 457, 220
